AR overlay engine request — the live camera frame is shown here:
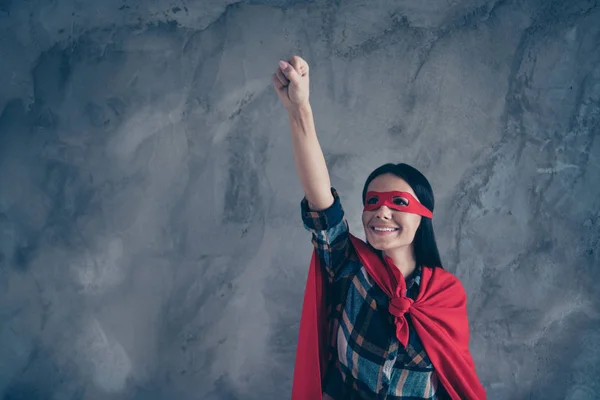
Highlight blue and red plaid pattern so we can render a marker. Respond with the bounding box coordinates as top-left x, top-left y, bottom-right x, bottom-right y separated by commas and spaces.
301, 188, 448, 399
